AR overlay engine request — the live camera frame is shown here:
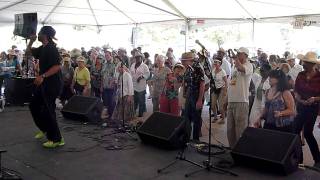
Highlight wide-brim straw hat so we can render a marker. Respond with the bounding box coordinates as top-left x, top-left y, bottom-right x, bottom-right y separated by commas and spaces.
180, 52, 195, 61
173, 63, 185, 70
76, 56, 86, 62
297, 52, 320, 64
286, 54, 295, 61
